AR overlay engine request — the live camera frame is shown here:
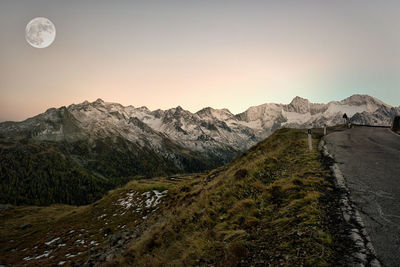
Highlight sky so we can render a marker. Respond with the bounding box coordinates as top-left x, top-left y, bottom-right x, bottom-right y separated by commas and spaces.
0, 0, 399, 122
